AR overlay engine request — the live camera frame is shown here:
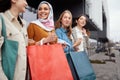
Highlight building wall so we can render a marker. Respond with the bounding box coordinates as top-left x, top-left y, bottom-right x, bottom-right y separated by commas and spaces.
86, 0, 110, 40
86, 0, 103, 30
102, 0, 110, 39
